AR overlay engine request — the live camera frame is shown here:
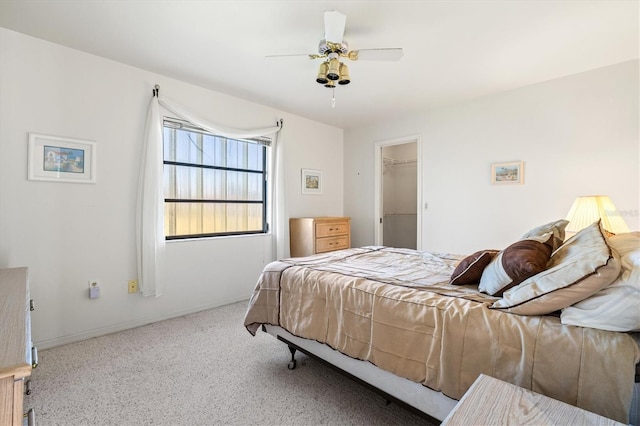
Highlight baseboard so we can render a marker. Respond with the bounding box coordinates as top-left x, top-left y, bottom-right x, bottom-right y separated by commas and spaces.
35, 297, 249, 350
